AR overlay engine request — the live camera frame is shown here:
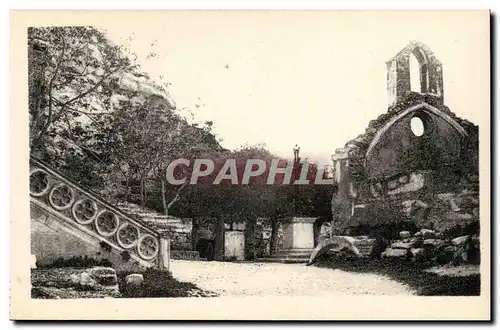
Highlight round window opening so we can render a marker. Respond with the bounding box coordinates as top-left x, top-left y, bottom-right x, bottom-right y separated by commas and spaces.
410, 116, 425, 137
